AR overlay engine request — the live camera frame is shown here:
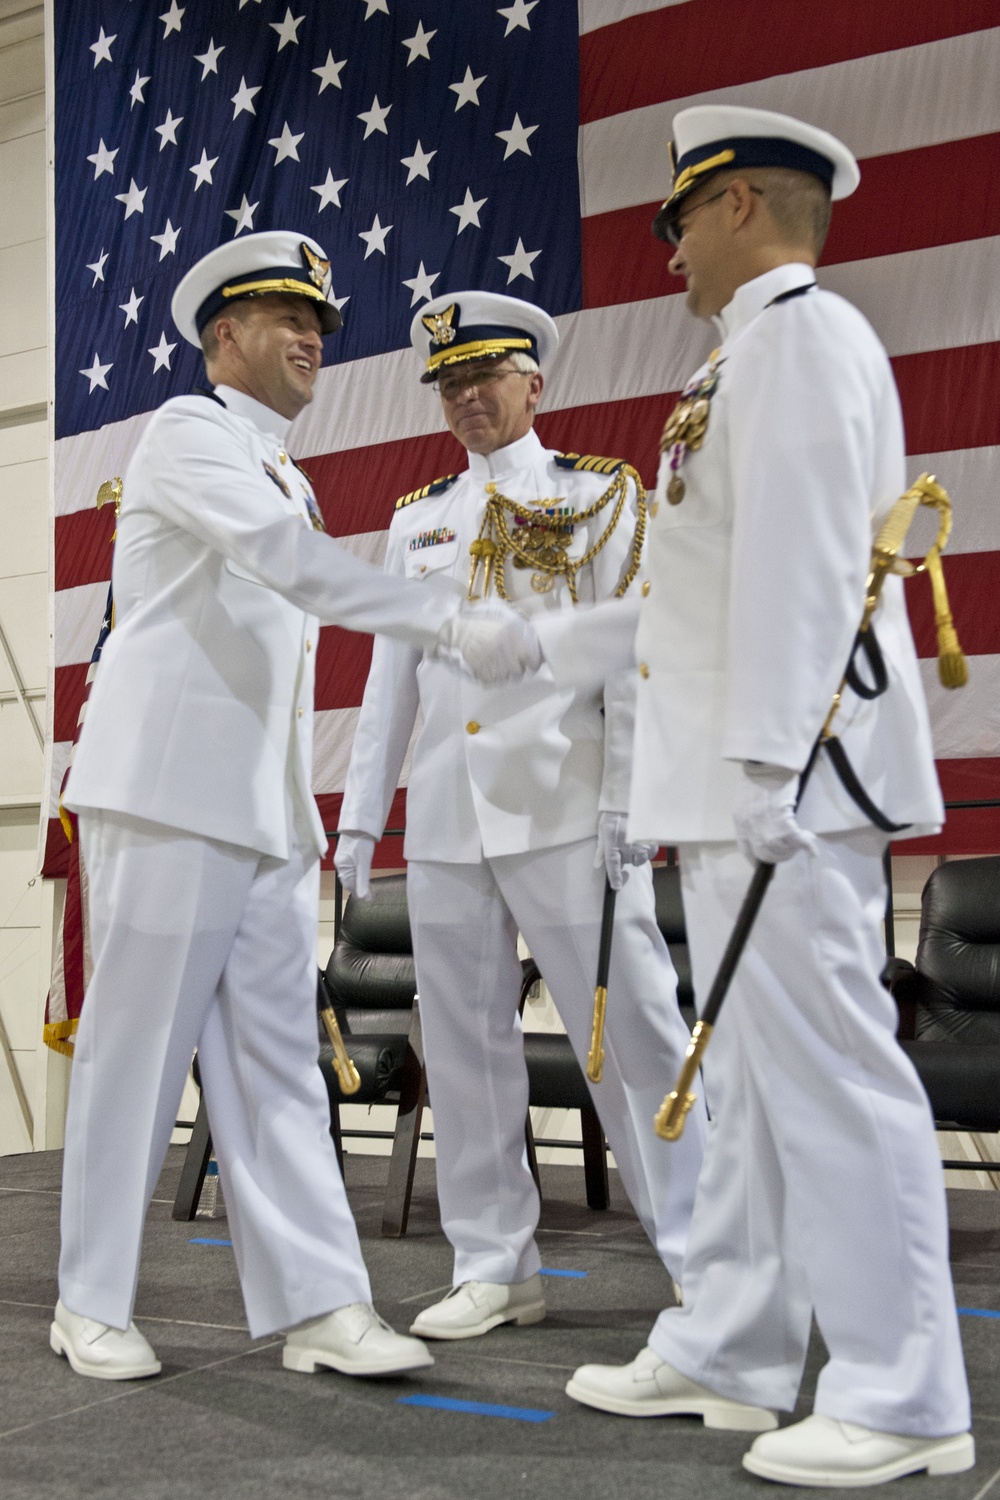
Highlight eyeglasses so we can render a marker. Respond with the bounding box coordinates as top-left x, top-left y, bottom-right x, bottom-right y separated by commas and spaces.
434, 368, 527, 401
665, 185, 764, 246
